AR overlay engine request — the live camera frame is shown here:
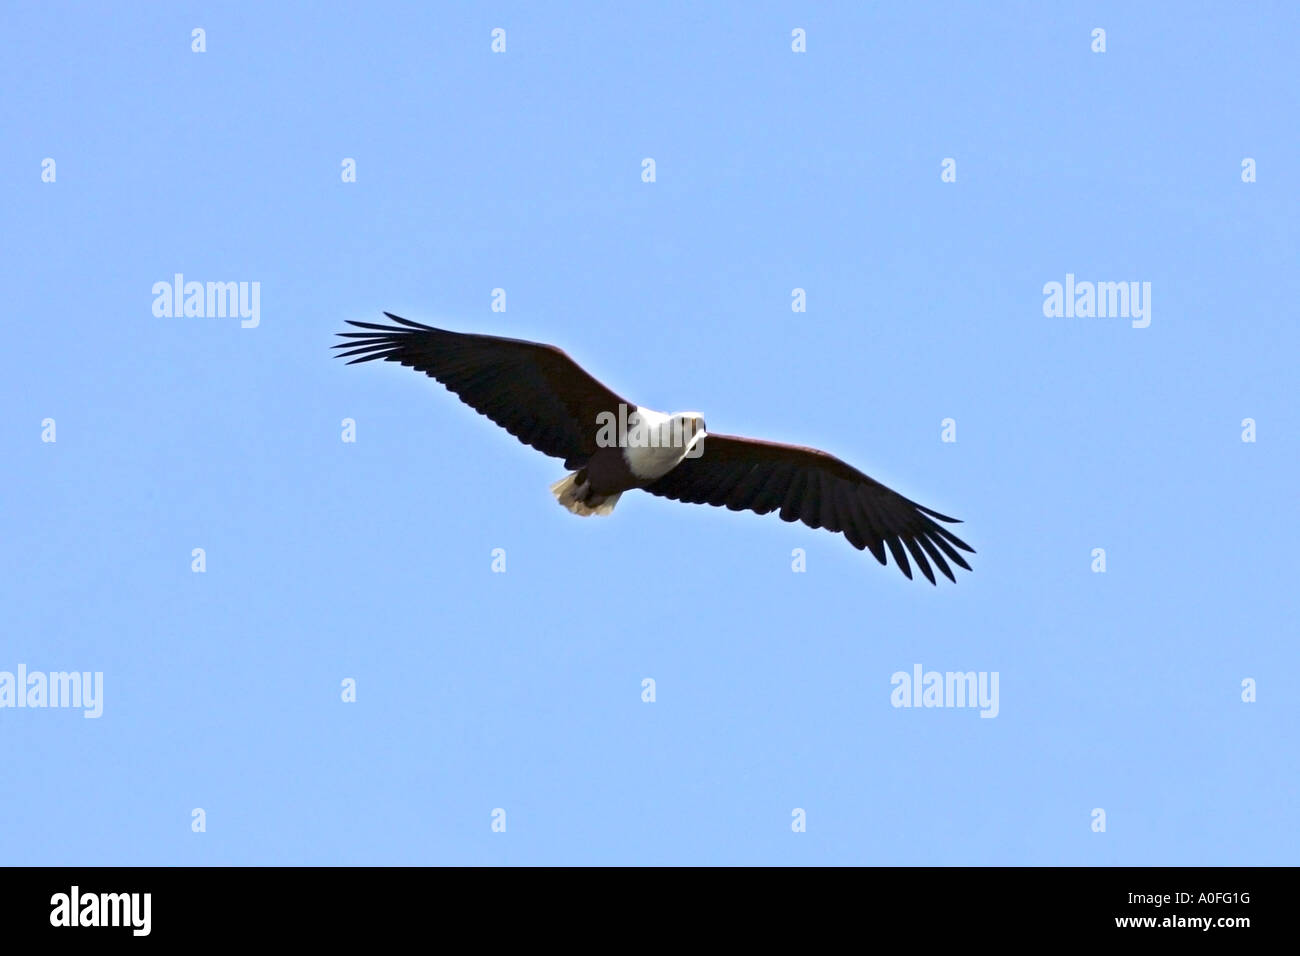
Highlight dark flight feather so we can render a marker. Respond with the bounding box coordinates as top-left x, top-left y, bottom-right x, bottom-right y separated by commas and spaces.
643, 434, 974, 583
334, 314, 630, 469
